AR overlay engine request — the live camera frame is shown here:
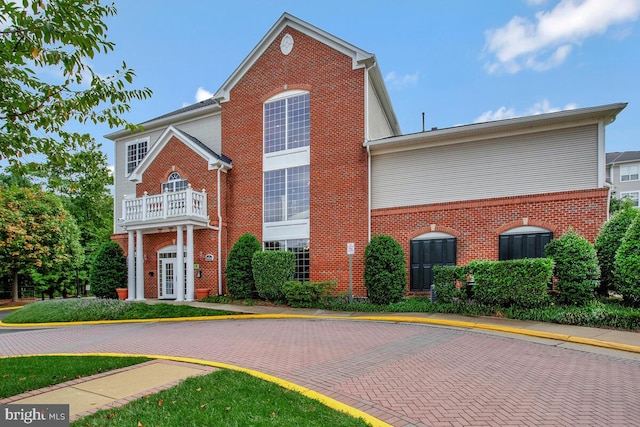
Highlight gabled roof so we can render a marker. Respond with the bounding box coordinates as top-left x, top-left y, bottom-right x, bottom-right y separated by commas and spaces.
212, 12, 400, 135
128, 126, 232, 183
607, 151, 640, 165
365, 103, 627, 153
